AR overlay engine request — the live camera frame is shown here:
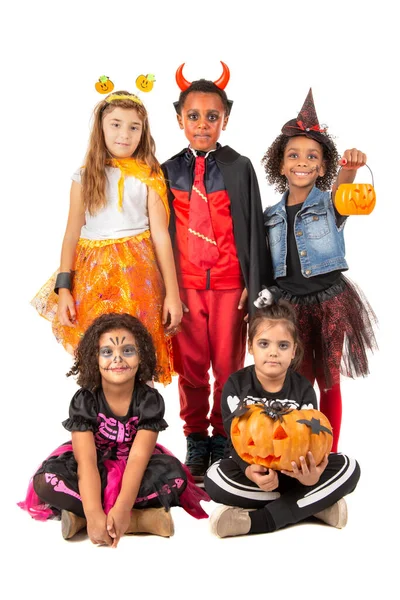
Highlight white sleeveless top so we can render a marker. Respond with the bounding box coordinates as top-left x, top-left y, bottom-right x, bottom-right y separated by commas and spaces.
72, 167, 149, 240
